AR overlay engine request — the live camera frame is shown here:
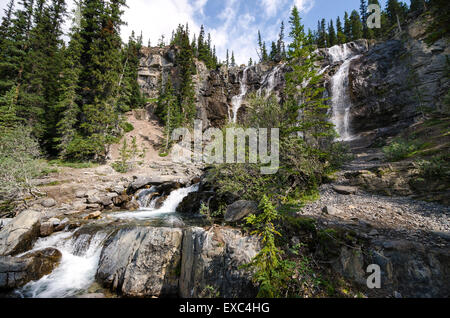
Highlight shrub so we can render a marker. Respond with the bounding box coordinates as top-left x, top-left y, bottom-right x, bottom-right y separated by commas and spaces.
0, 126, 43, 199
382, 138, 425, 161
414, 155, 450, 180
